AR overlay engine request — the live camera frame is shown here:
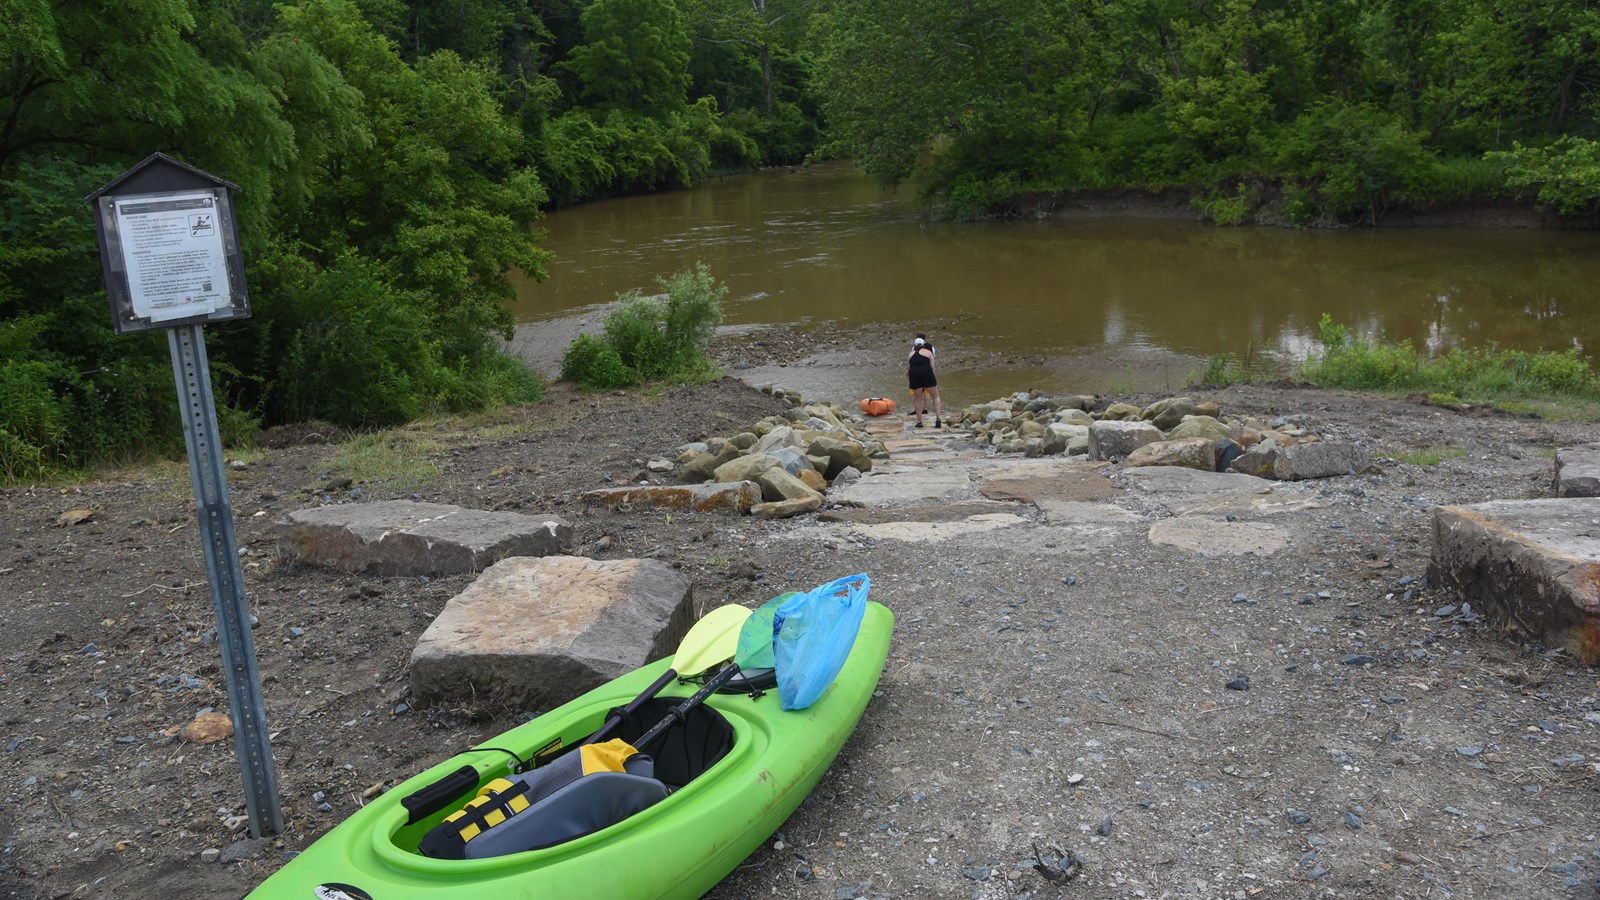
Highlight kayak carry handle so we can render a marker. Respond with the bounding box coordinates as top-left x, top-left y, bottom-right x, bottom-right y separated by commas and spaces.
402, 765, 480, 825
